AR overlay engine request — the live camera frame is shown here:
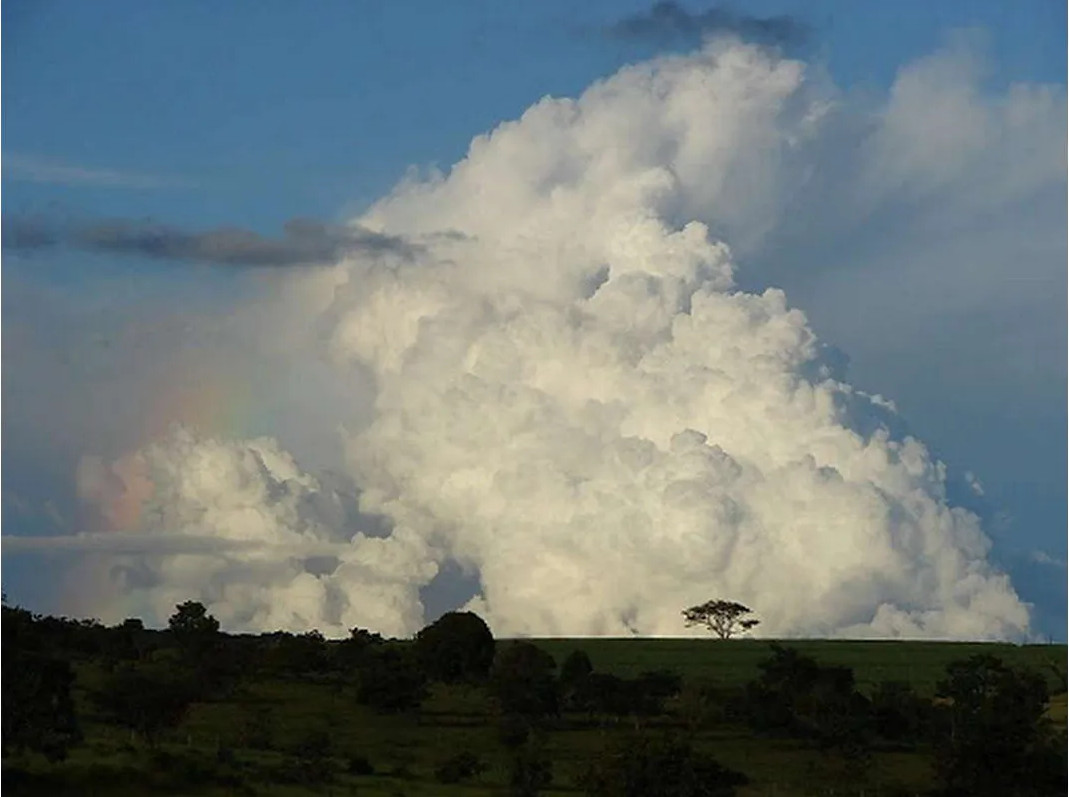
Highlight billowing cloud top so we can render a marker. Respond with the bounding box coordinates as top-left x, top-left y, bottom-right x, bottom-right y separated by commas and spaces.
69, 39, 1049, 640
